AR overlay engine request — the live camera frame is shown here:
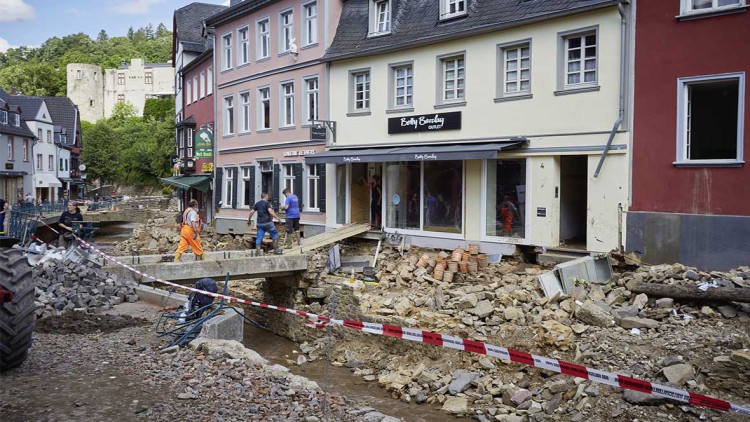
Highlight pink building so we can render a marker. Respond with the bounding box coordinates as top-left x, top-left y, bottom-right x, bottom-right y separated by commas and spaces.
206, 0, 342, 235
